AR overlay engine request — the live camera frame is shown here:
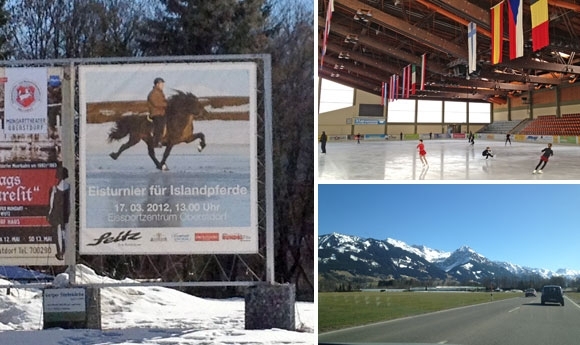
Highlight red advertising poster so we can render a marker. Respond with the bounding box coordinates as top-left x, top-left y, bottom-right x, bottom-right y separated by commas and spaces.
0, 67, 68, 265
